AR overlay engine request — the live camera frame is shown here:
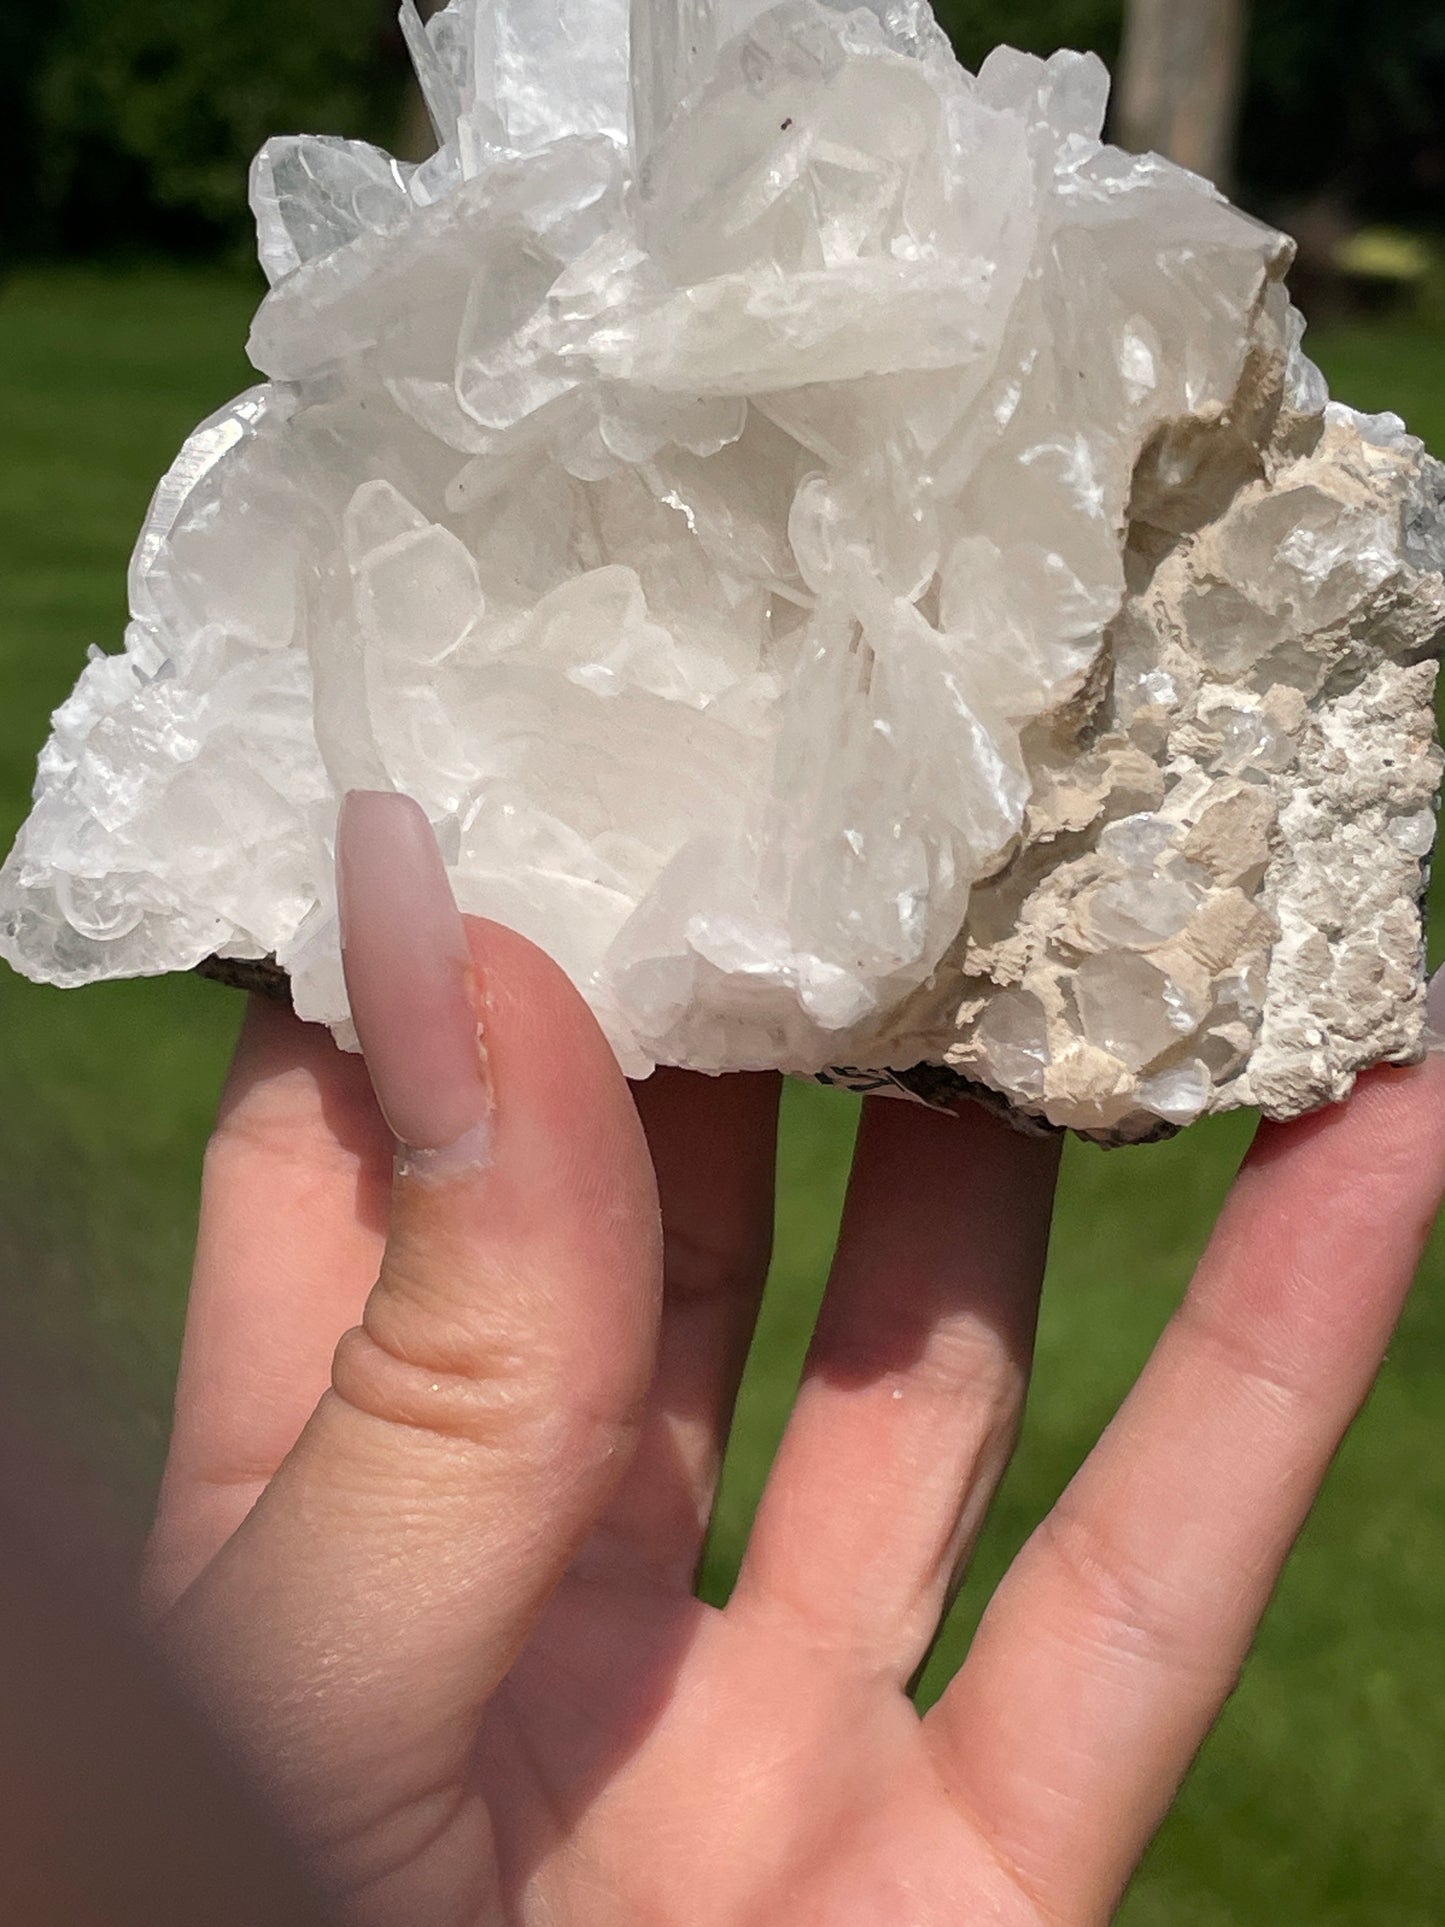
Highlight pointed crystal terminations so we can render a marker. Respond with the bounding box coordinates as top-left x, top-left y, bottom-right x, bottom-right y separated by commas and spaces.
2, 0, 1443, 1141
